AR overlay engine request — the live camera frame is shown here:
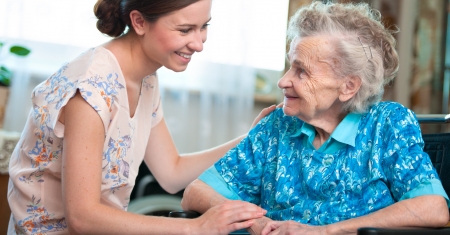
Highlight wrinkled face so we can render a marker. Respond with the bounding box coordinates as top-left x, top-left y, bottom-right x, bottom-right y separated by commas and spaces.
278, 36, 345, 122
144, 0, 212, 72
